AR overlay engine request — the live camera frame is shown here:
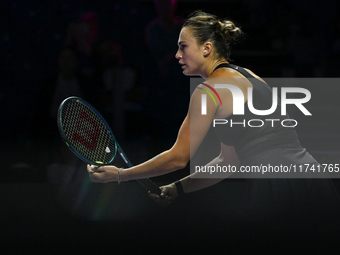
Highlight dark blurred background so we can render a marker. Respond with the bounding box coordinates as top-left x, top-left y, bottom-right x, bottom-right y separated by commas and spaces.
1, 0, 340, 253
